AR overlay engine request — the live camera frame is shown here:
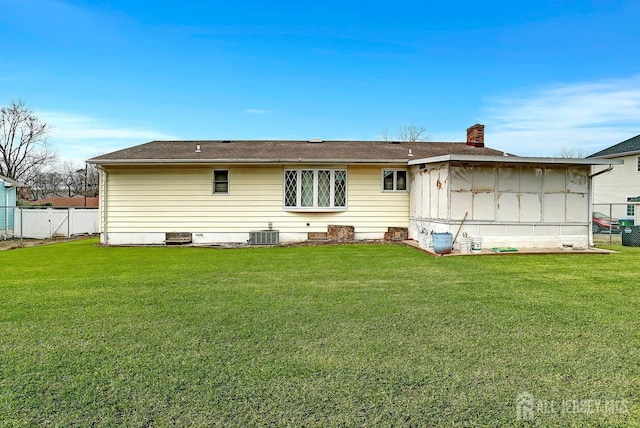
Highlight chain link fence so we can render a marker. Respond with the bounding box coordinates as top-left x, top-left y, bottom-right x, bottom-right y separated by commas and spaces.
592, 203, 640, 246
0, 206, 98, 245
3, 203, 639, 247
